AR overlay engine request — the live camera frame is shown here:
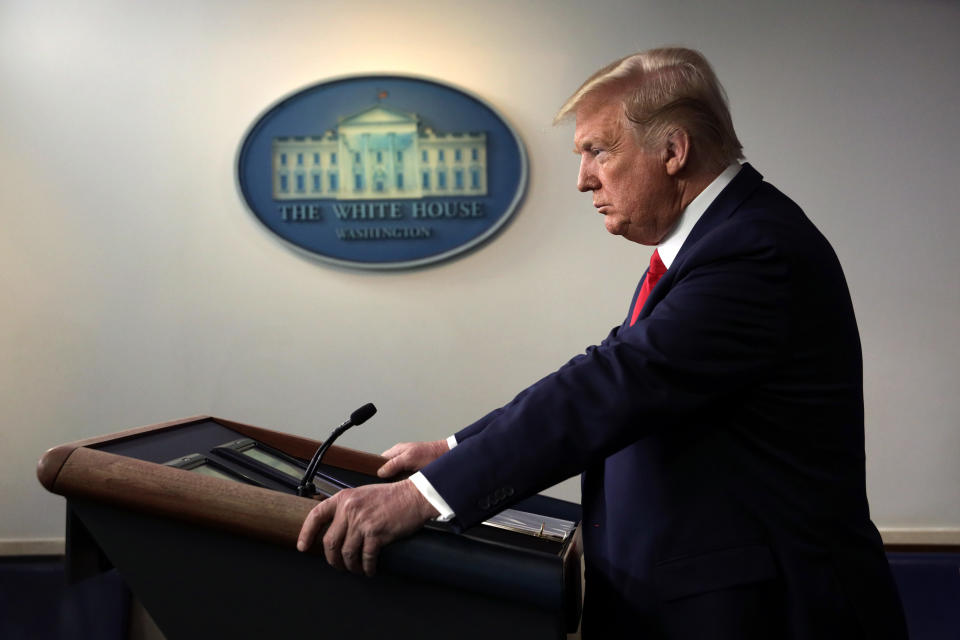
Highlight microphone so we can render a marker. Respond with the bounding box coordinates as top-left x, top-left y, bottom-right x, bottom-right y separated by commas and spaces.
297, 403, 377, 497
